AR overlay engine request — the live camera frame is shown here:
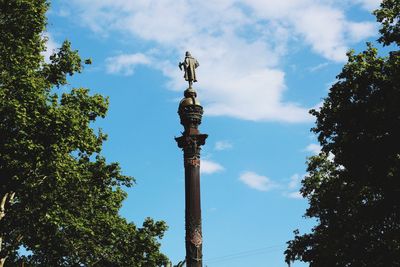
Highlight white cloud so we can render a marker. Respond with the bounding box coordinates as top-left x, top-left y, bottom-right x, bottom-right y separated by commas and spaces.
284, 173, 305, 199
215, 141, 233, 151
347, 21, 377, 42
304, 143, 322, 155
304, 144, 336, 161
309, 62, 329, 72
240, 0, 377, 62
201, 160, 224, 175
42, 33, 59, 63
284, 191, 303, 199
355, 0, 381, 11
288, 173, 301, 189
105, 53, 151, 75
328, 152, 335, 162
239, 171, 278, 192
291, 5, 350, 62
67, 0, 377, 122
